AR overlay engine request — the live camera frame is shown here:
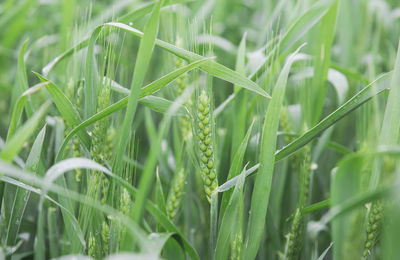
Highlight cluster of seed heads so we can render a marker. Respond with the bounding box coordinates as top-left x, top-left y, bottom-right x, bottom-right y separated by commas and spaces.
101, 220, 110, 256
91, 86, 110, 164
363, 200, 383, 257
287, 209, 304, 260
286, 145, 311, 260
118, 188, 132, 247
86, 85, 112, 257
120, 188, 132, 216
196, 90, 218, 201
166, 168, 185, 220
299, 145, 311, 207
88, 232, 96, 258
